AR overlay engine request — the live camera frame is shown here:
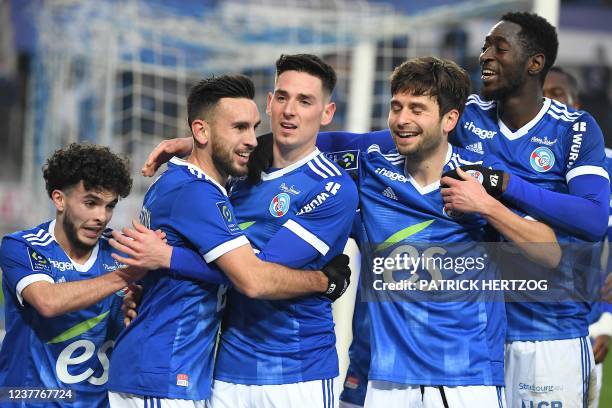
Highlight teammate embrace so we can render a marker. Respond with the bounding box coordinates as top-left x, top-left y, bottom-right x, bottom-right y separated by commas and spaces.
0, 10, 609, 408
